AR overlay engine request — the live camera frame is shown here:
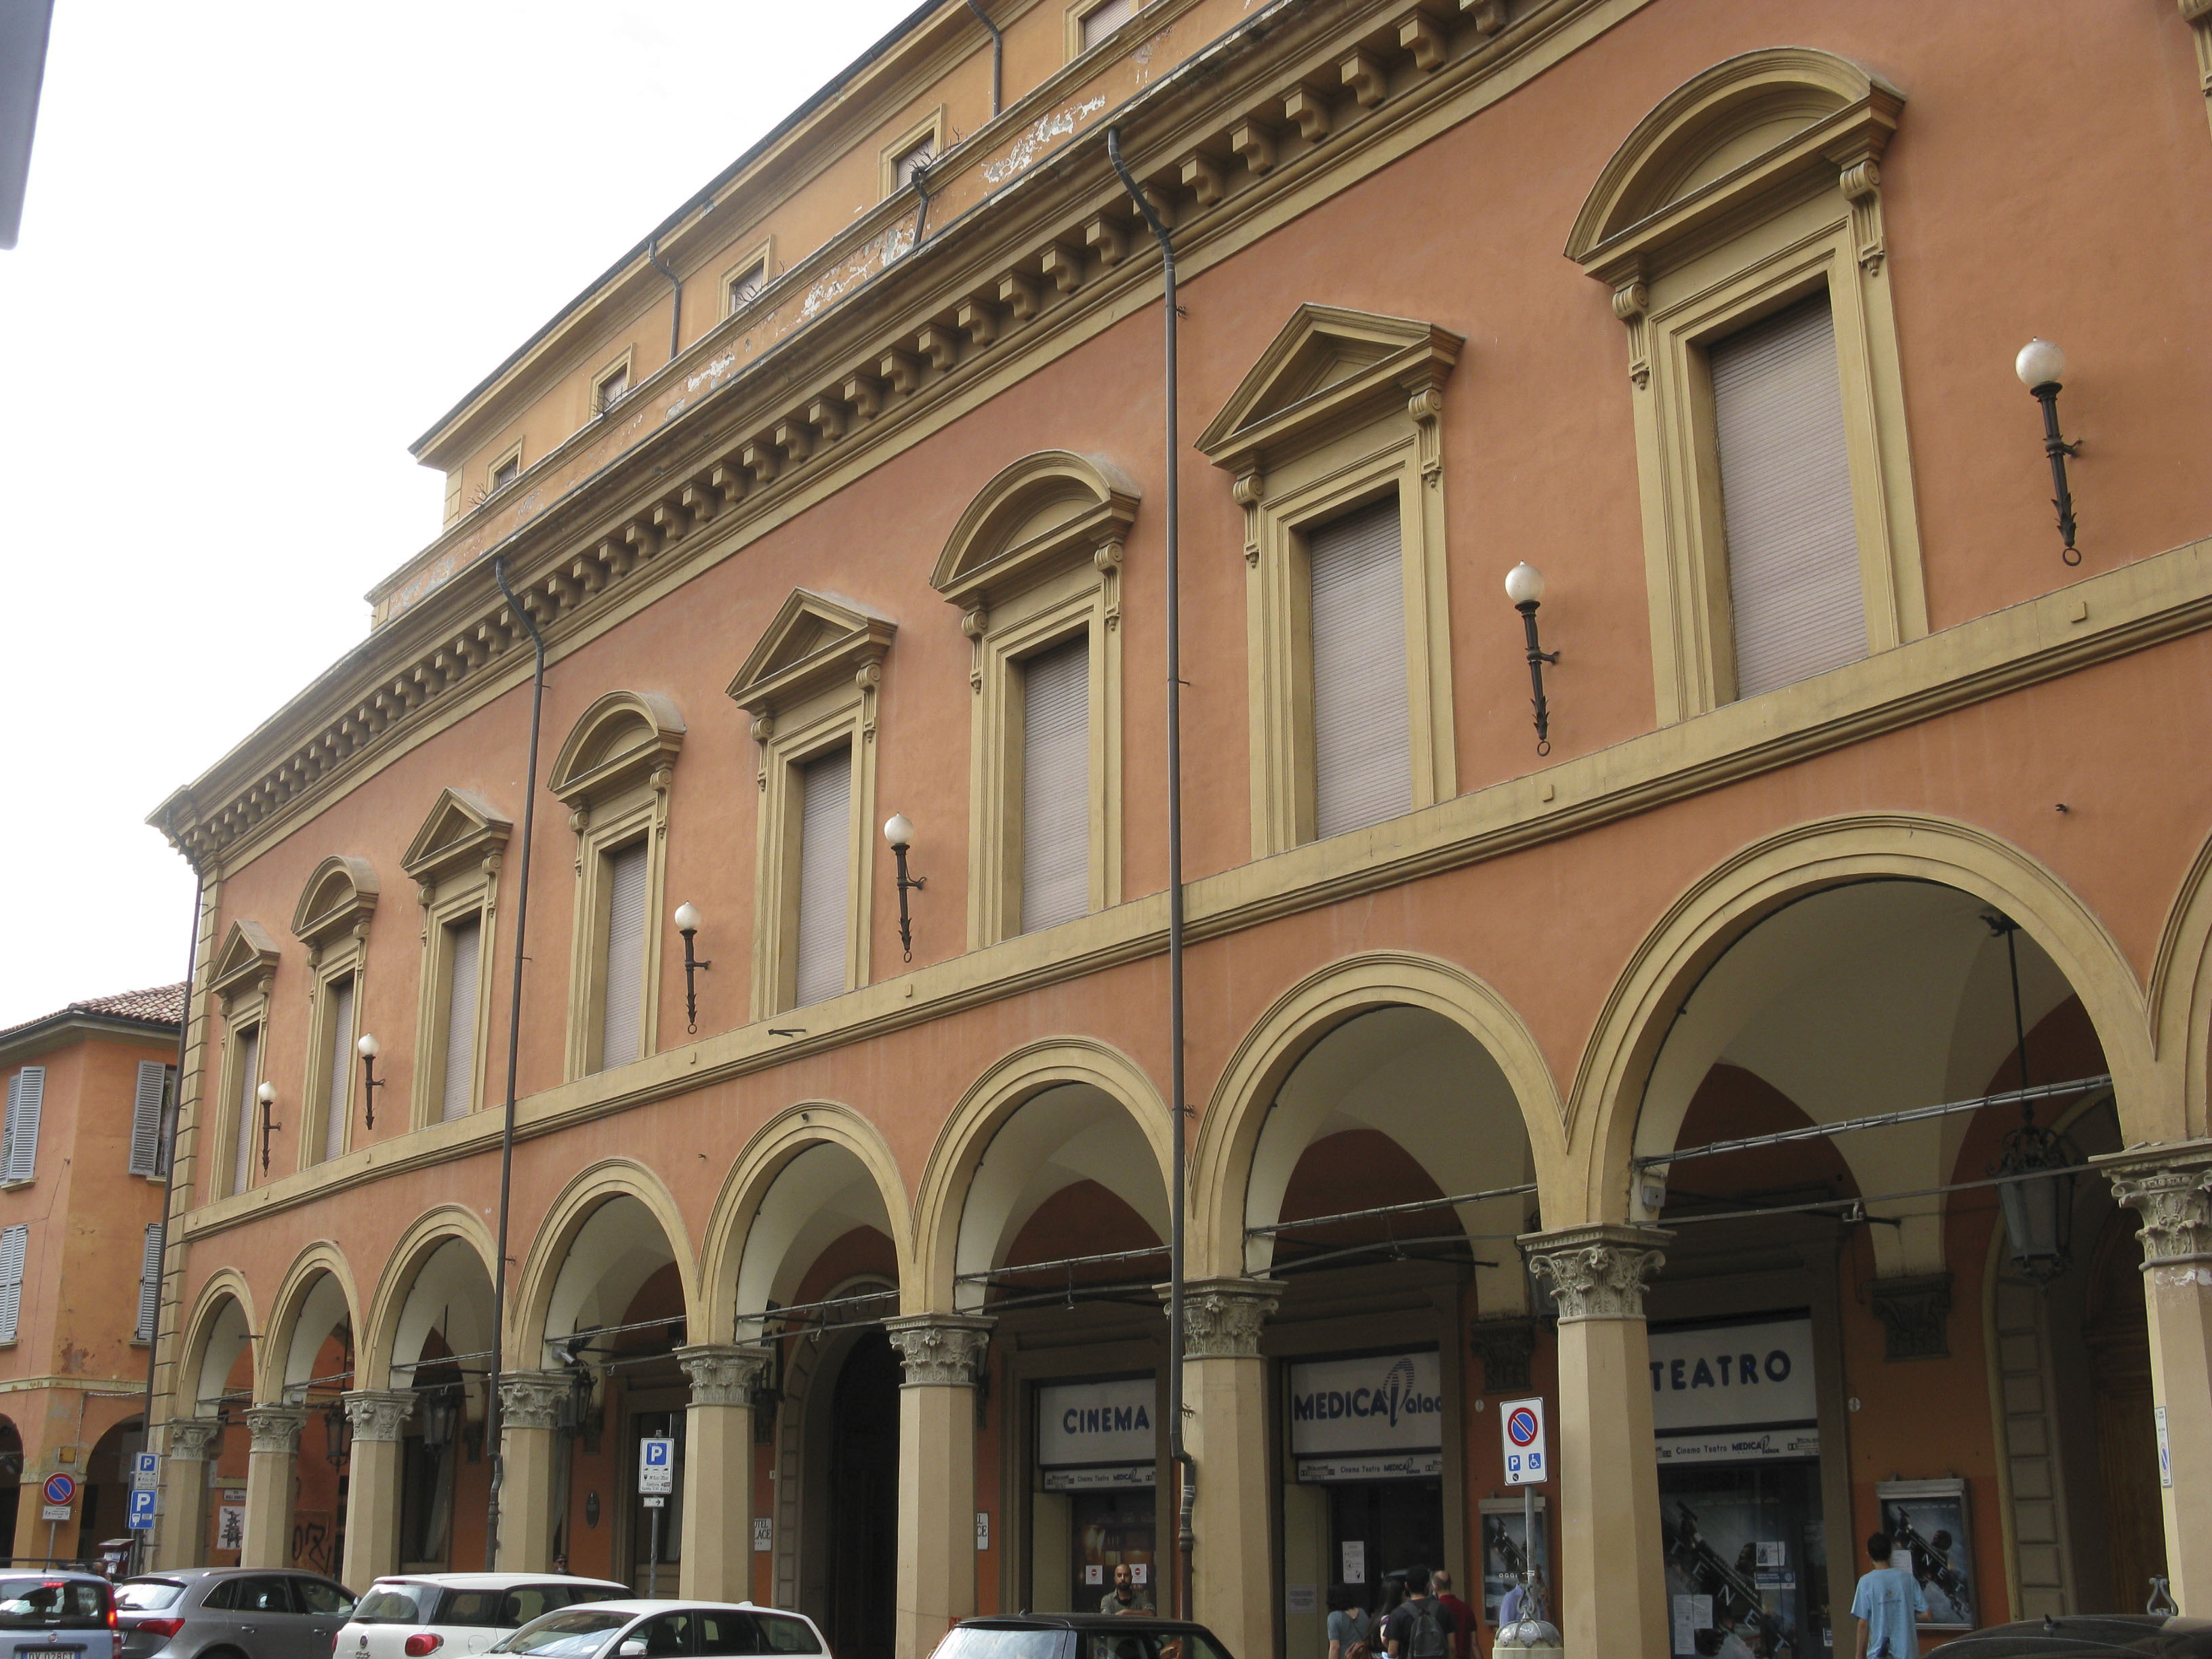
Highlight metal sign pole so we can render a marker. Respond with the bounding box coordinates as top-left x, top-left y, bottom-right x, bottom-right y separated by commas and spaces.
649, 1504, 660, 1600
